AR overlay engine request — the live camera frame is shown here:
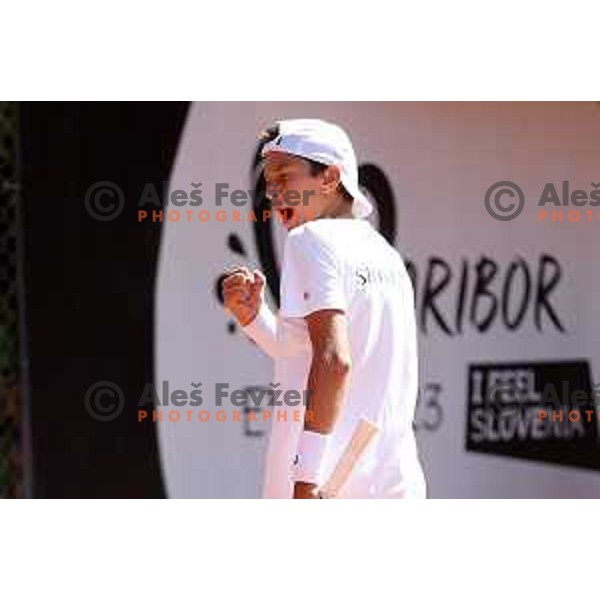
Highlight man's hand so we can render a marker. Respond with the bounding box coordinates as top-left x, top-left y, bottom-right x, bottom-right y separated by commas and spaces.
222, 267, 265, 327
293, 481, 320, 499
